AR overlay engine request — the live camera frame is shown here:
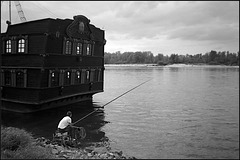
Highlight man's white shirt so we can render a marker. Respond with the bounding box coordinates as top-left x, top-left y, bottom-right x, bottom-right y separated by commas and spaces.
58, 116, 72, 129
